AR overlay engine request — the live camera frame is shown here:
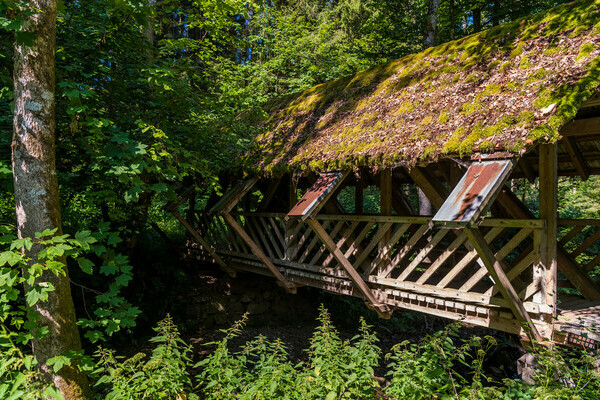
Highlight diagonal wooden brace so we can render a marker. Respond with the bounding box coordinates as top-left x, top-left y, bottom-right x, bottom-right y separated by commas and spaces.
224, 213, 296, 294
172, 210, 236, 277
306, 218, 391, 318
465, 228, 543, 343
